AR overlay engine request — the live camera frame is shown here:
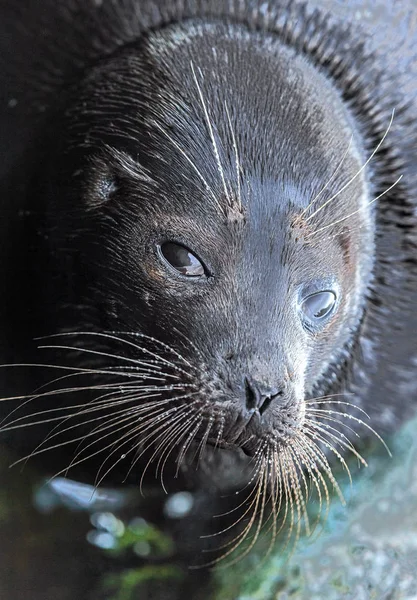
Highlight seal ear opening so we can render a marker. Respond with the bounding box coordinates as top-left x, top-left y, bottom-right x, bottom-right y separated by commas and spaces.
84, 148, 157, 211
82, 156, 120, 211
